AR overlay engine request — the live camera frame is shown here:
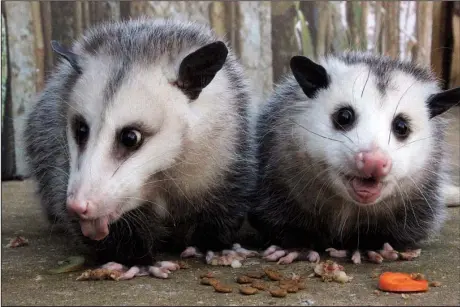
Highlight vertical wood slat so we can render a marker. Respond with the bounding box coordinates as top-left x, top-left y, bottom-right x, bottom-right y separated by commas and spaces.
449, 3, 460, 88
31, 1, 44, 92
40, 1, 53, 77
